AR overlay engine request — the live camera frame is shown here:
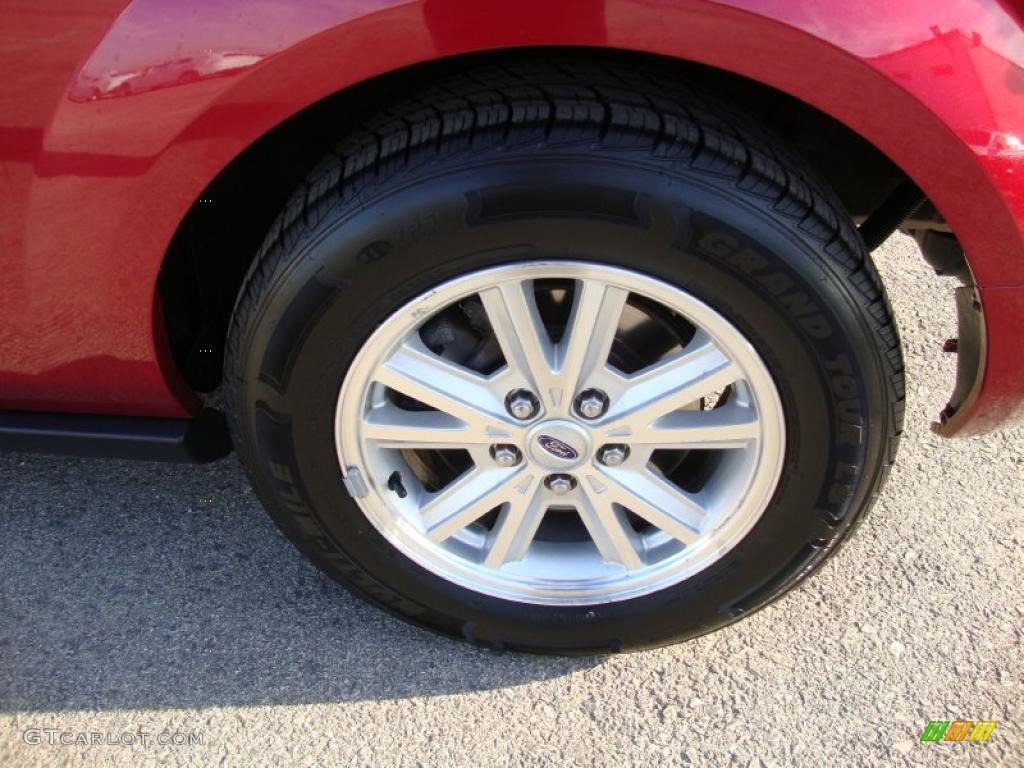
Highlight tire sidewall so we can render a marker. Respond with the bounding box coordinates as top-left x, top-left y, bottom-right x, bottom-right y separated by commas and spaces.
232, 154, 889, 651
